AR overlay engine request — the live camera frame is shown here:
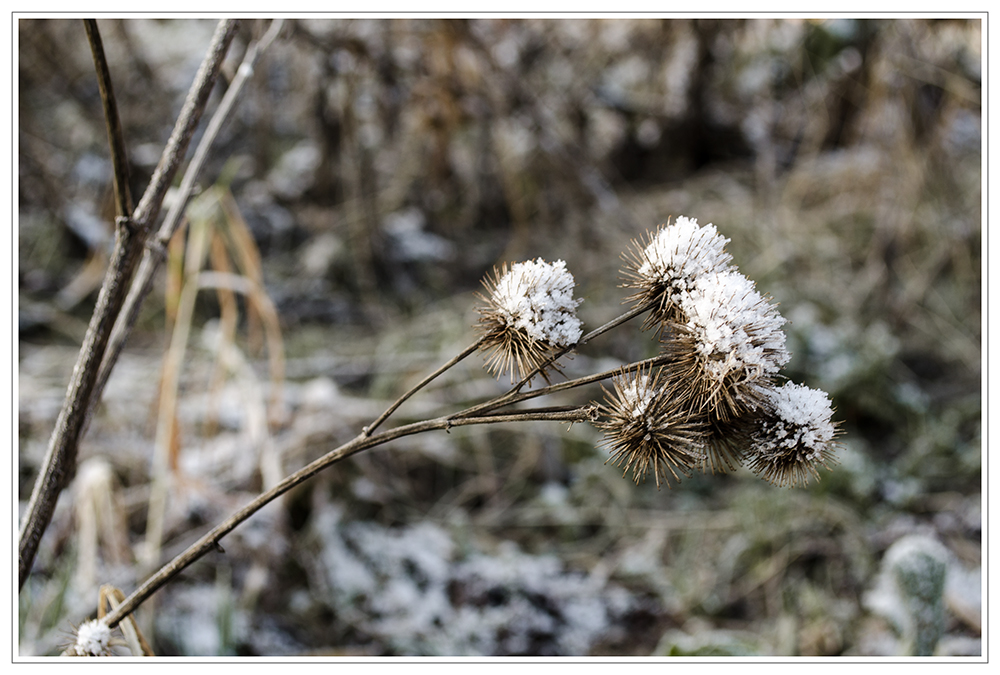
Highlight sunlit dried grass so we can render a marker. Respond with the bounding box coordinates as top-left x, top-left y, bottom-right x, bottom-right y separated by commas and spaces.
146, 185, 287, 573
